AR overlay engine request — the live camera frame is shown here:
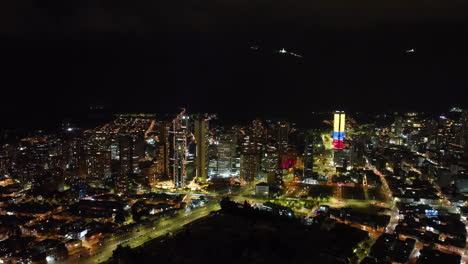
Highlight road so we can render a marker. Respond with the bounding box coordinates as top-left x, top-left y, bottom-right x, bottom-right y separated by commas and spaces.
59, 184, 256, 264
364, 156, 399, 233
58, 202, 220, 264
